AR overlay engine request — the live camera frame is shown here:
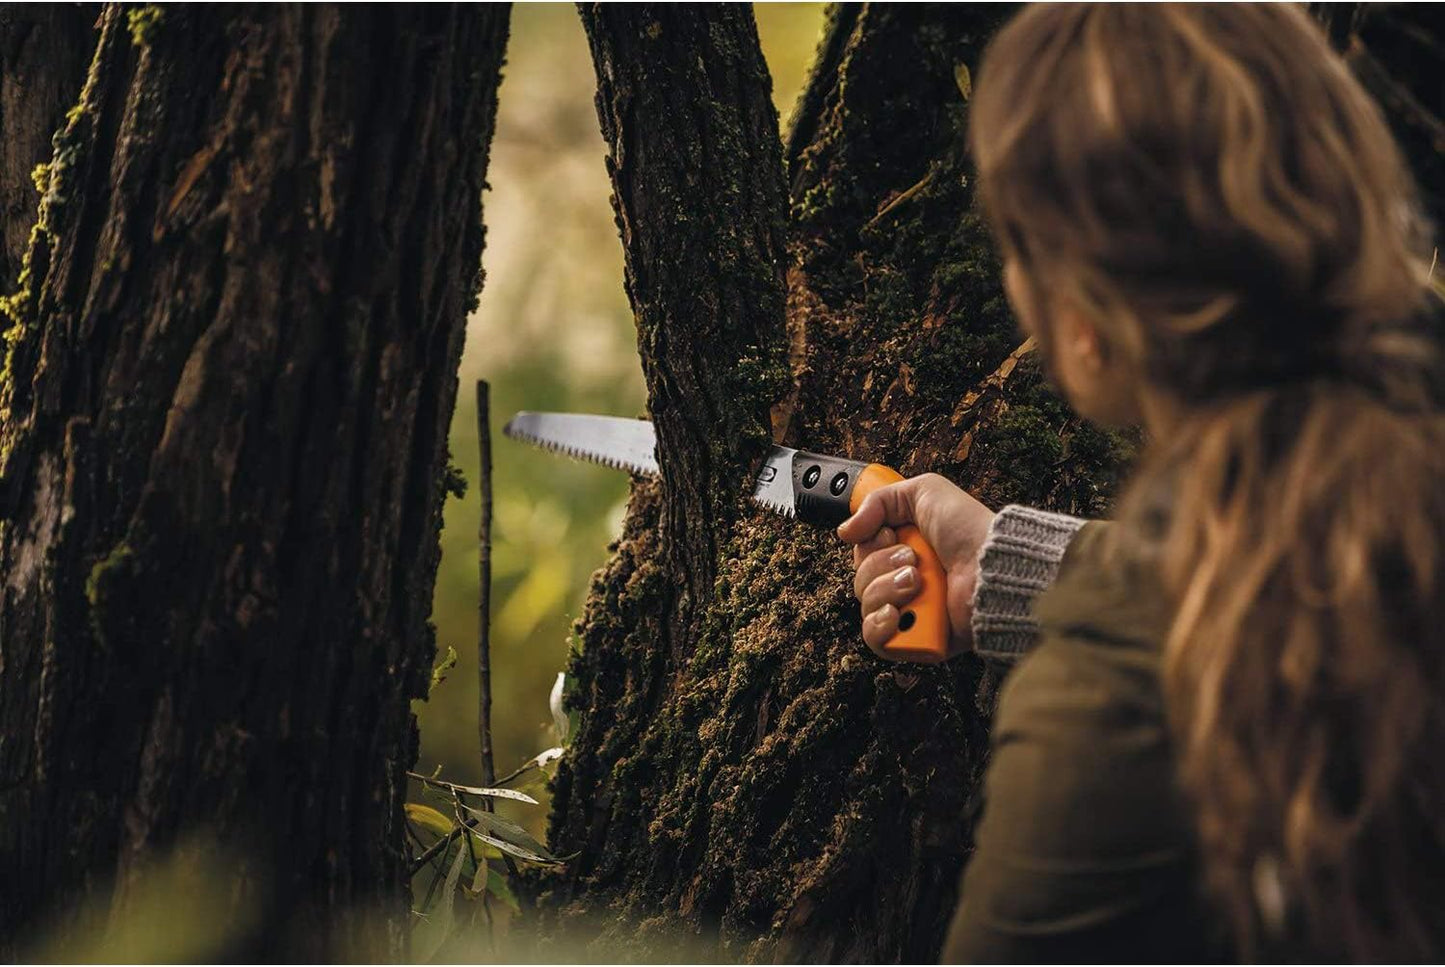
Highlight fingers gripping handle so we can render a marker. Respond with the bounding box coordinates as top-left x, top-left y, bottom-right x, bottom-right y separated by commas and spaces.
850, 465, 951, 663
